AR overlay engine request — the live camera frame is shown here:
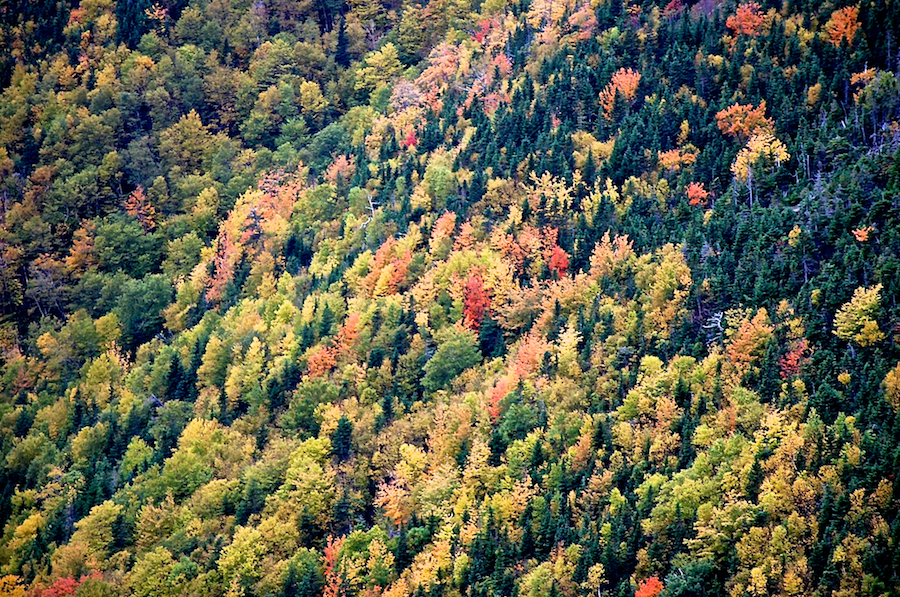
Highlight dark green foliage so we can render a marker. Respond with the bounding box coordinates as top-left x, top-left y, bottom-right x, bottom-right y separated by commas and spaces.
235, 476, 266, 525
478, 312, 506, 358
331, 415, 353, 461
661, 560, 720, 597
149, 400, 193, 461
94, 215, 163, 277
114, 274, 173, 350
282, 552, 323, 597
422, 331, 482, 393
